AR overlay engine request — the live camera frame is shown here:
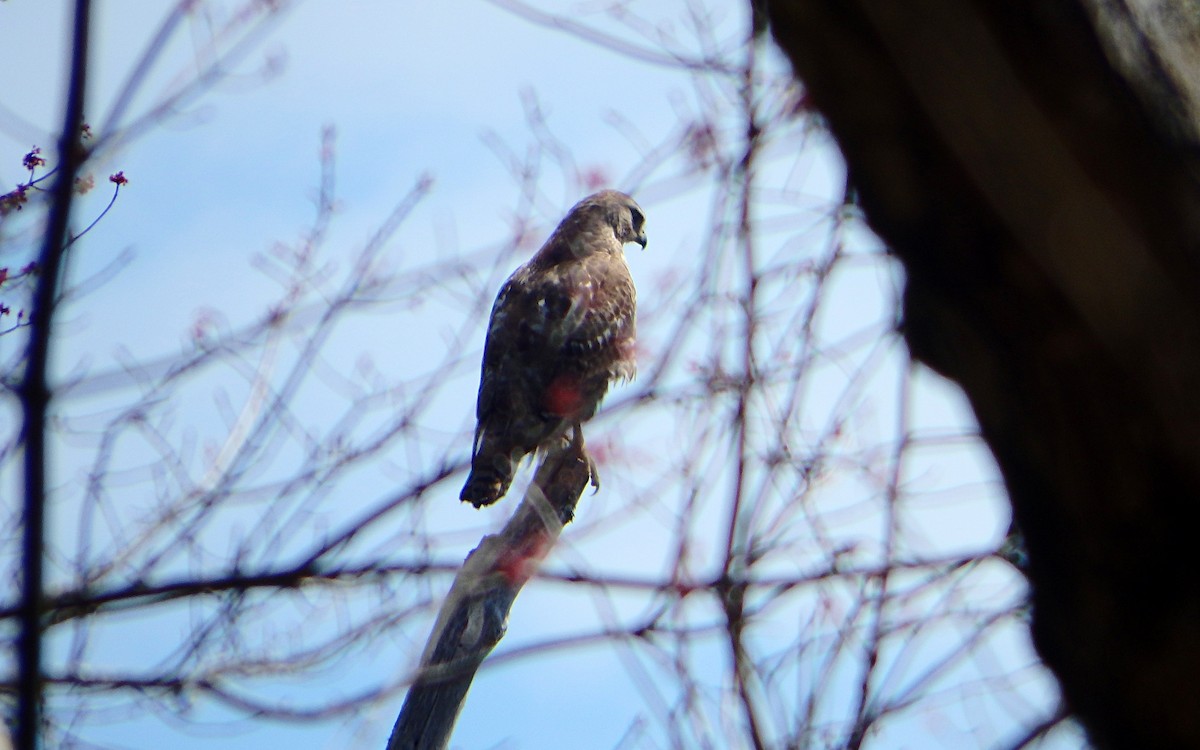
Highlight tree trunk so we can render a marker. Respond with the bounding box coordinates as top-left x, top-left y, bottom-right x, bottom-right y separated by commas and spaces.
765, 2, 1200, 748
